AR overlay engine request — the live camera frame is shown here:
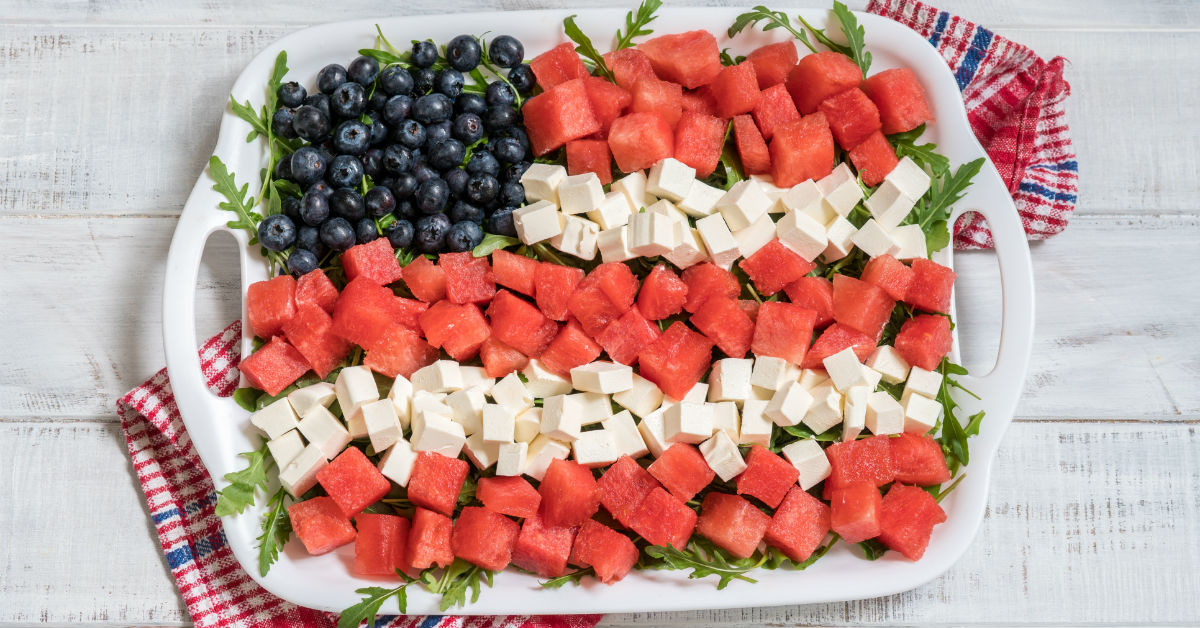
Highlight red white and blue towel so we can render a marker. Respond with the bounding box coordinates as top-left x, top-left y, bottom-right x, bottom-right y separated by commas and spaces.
119, 3, 1074, 626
